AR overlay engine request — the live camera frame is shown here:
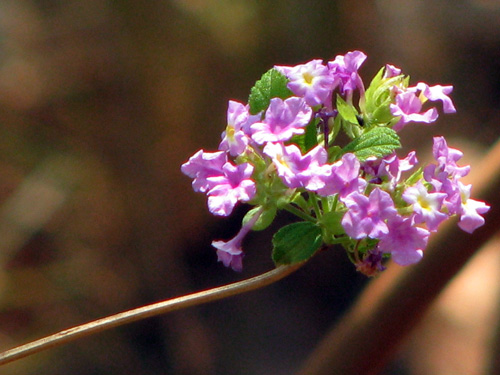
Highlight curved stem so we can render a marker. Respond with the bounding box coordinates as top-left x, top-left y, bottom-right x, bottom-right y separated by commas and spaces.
0, 262, 304, 366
